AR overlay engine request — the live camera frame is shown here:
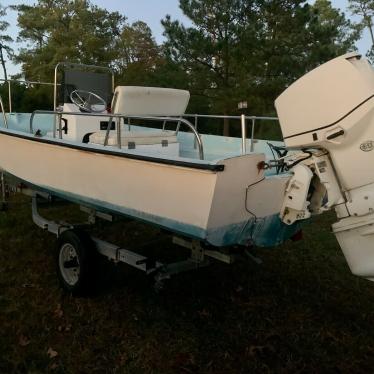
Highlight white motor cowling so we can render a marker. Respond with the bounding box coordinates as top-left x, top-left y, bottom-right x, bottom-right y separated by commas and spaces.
275, 53, 374, 280
276, 52, 374, 191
